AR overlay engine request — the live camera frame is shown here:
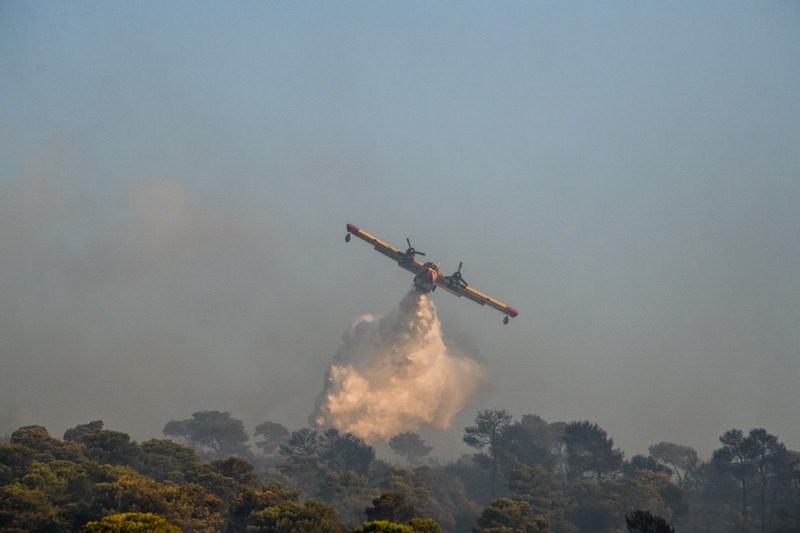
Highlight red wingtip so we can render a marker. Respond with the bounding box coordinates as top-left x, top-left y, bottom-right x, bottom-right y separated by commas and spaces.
346, 223, 360, 233
505, 306, 519, 317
